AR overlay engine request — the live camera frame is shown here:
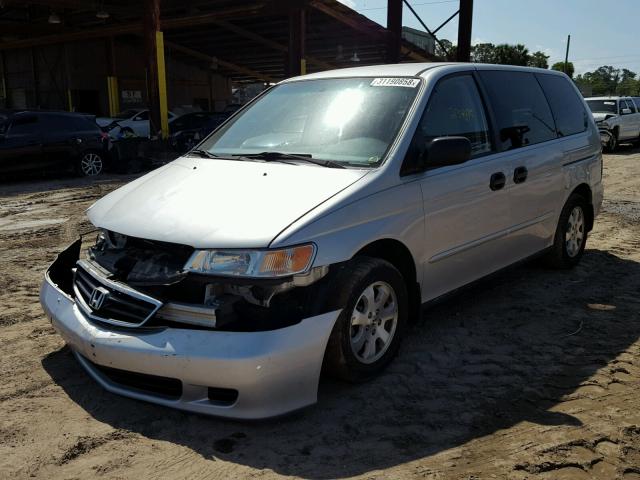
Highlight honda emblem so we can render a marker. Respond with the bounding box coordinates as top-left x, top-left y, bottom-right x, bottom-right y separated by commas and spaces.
89, 286, 109, 310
